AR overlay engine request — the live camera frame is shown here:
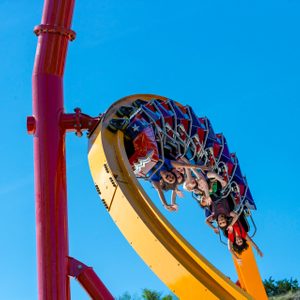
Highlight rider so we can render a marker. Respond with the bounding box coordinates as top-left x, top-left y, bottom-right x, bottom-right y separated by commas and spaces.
183, 164, 227, 207
225, 220, 263, 263
151, 159, 205, 211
